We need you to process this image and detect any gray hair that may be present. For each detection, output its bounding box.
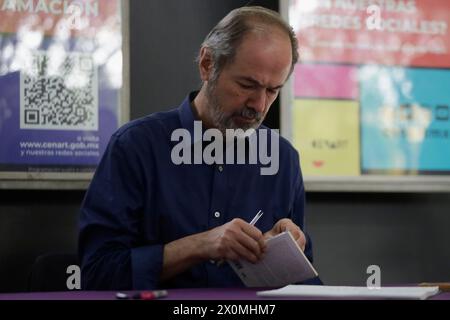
[197,6,299,83]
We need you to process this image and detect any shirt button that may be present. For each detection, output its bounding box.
[218,165,223,172]
[214,211,221,218]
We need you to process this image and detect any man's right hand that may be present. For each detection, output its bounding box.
[200,218,266,263]
[161,218,266,282]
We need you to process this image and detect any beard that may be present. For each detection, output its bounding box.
[205,81,264,133]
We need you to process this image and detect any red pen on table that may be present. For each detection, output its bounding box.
[116,290,168,300]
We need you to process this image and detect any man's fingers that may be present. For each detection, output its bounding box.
[224,248,240,262]
[227,239,259,263]
[288,227,306,251]
[218,219,265,261]
[297,232,306,251]
[241,222,264,241]
[236,219,267,252]
[281,221,306,252]
[234,228,265,259]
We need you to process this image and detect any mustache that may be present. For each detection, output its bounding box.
[239,107,262,121]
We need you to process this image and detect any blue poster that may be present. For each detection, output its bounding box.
[361,67,450,172]
[0,0,123,173]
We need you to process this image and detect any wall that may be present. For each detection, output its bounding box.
[0,0,449,292]
[0,190,82,292]
[307,192,450,286]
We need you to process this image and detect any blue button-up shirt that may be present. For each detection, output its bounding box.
[79,92,318,290]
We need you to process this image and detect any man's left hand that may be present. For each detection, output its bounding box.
[263,218,306,251]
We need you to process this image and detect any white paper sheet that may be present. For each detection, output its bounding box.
[257,285,440,300]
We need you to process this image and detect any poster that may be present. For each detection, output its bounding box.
[360,66,450,173]
[286,0,450,187]
[0,0,125,183]
[292,64,360,176]
[292,98,360,176]
[290,0,450,68]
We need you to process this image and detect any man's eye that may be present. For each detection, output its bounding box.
[238,83,254,89]
[267,88,279,95]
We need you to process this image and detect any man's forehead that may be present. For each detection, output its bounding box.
[229,29,292,82]
[235,25,292,60]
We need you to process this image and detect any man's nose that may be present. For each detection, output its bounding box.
[247,88,267,114]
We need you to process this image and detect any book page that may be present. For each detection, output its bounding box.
[228,231,318,287]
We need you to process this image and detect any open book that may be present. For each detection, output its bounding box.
[228,231,318,287]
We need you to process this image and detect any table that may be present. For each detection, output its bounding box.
[0,287,449,300]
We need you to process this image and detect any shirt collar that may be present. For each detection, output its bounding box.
[178,91,201,144]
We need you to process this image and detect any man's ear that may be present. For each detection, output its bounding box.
[198,47,213,82]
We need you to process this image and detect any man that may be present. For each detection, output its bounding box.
[79,6,320,290]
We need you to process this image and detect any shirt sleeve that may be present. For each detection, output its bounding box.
[287,150,311,260]
[290,150,323,285]
[78,132,163,290]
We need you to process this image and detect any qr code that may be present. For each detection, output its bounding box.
[20,51,98,131]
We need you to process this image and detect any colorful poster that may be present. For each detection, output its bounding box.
[360,66,450,172]
[292,99,360,176]
[293,64,358,99]
[0,0,123,174]
[290,0,450,68]
[288,0,450,183]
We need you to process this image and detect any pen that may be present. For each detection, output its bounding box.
[116,290,168,300]
[419,282,450,292]
[216,210,264,267]
[249,209,264,226]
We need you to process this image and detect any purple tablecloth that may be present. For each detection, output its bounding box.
[0,287,449,300]
[0,288,258,300]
